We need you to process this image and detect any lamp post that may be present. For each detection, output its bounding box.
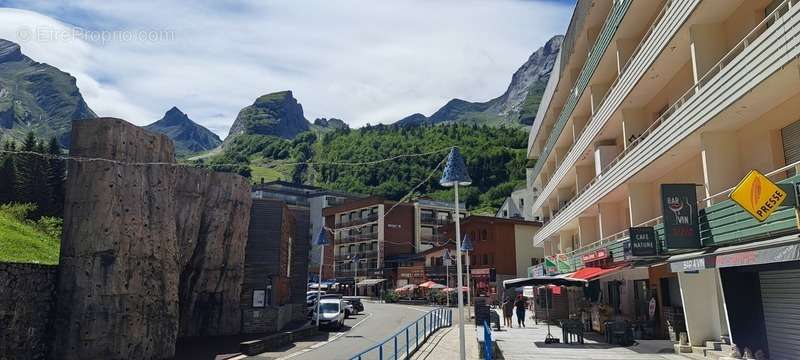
[443,248,452,307]
[461,234,474,319]
[352,255,360,296]
[440,147,471,360]
[314,228,331,328]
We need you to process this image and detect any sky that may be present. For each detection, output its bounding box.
[0,0,572,138]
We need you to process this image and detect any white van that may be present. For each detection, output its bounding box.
[313,298,345,330]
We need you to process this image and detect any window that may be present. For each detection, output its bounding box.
[531,258,541,266]
[339,246,345,254]
[470,255,476,265]
[519,198,524,209]
[503,210,508,217]
[348,244,355,253]
[489,253,494,265]
[482,254,489,265]
[339,214,348,223]
[481,230,488,241]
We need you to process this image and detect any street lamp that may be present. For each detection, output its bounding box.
[314,228,331,327]
[351,255,360,296]
[440,147,471,360]
[461,233,474,319]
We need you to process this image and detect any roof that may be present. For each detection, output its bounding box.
[419,243,455,256]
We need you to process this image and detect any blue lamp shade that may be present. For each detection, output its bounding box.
[351,255,360,263]
[440,147,472,187]
[461,234,474,252]
[315,228,331,246]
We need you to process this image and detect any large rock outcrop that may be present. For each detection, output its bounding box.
[225,91,310,142]
[144,107,222,155]
[53,118,251,359]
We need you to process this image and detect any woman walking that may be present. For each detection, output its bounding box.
[514,295,527,328]
[502,296,514,328]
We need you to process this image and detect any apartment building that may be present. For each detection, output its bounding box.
[321,197,465,294]
[251,180,365,280]
[526,0,800,358]
[414,199,467,252]
[496,187,535,220]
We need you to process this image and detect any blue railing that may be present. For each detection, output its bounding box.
[350,307,452,360]
[483,320,493,360]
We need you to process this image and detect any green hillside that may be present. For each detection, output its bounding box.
[193,123,530,212]
[0,203,61,265]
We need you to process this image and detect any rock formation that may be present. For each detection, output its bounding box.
[53,118,251,359]
[144,107,222,155]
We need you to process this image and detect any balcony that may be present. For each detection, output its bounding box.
[335,267,382,278]
[528,0,633,192]
[533,0,696,215]
[535,0,800,244]
[420,215,452,226]
[335,250,379,262]
[336,231,378,245]
[334,214,379,229]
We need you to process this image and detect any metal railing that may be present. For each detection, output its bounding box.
[337,232,379,244]
[483,320,494,360]
[540,0,798,230]
[335,214,380,229]
[350,307,452,360]
[335,251,379,261]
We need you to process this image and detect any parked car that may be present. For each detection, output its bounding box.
[313,298,345,330]
[342,300,354,319]
[343,297,364,314]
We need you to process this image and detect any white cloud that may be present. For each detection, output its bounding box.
[0,1,571,137]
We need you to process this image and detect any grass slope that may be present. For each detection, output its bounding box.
[0,205,60,264]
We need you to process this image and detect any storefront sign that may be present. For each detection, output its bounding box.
[529,265,544,277]
[716,243,800,268]
[669,256,715,272]
[661,184,701,249]
[556,254,573,273]
[544,256,558,275]
[581,248,609,263]
[630,227,659,256]
[471,268,490,278]
[729,170,787,222]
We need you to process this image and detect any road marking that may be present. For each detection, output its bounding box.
[275,312,373,360]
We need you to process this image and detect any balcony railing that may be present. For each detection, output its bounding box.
[541,0,798,230]
[336,232,378,244]
[533,0,675,214]
[419,234,448,244]
[335,251,379,261]
[334,214,379,229]
[528,0,632,190]
[420,215,452,226]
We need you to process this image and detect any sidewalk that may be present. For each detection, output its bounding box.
[491,310,687,360]
[411,312,479,360]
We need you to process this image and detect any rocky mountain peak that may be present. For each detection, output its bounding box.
[0,39,24,63]
[313,117,349,130]
[144,107,222,154]
[226,90,310,141]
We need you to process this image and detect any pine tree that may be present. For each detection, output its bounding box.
[15,132,51,218]
[46,137,65,216]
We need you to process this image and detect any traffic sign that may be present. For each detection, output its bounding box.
[729,170,787,222]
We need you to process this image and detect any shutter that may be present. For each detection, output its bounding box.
[760,269,800,360]
[780,120,800,176]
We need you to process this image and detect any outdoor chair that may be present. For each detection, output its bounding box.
[559,319,584,344]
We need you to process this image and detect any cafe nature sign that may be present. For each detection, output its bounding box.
[661,184,701,249]
[729,170,787,222]
[629,227,658,257]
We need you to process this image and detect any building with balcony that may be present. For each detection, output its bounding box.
[441,216,543,300]
[525,0,800,357]
[252,180,366,281]
[415,199,467,252]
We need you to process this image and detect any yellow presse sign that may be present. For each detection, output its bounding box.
[729,170,787,222]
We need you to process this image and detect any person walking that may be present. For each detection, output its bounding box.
[502,296,514,328]
[515,295,527,328]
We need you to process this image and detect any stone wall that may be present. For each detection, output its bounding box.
[0,263,58,360]
[53,118,251,359]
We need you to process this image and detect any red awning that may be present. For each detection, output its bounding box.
[570,265,626,281]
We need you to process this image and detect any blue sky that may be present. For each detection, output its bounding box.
[0,1,572,137]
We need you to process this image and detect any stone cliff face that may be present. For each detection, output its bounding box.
[225,90,310,142]
[54,118,251,359]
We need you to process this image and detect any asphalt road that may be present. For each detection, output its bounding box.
[279,302,436,360]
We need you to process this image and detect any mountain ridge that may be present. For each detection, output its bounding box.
[395,35,562,127]
[0,38,97,147]
[144,107,222,154]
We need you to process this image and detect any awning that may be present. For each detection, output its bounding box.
[667,234,800,272]
[356,278,386,286]
[570,265,627,281]
[503,276,587,289]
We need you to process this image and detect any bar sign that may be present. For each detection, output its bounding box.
[629,227,658,257]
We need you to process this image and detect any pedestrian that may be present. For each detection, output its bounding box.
[502,296,514,328]
[515,295,527,328]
